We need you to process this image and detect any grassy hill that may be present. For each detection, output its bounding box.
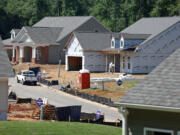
[0,121,122,135]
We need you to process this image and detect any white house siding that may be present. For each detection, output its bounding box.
[65,36,83,70]
[132,22,180,73]
[0,78,8,121]
[84,52,106,72]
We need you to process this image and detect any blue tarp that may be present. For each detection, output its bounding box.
[124,40,144,48]
[114,39,144,49]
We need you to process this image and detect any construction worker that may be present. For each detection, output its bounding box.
[109,62,115,74]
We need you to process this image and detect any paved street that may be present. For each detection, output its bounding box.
[9,78,122,122]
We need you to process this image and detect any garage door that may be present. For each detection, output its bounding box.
[68,56,82,71]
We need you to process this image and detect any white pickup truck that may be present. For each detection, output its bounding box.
[17,70,37,85]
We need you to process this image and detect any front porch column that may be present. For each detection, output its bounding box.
[31,46,36,63]
[12,46,16,63]
[19,46,24,63]
[119,107,129,135]
[65,55,69,71]
[106,54,108,72]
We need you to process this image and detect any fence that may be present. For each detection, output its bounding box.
[38,78,114,107]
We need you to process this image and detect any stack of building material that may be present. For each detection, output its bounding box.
[31,108,40,120]
[43,105,56,120]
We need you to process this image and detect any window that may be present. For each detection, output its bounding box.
[36,48,41,60]
[128,57,131,69]
[122,56,125,69]
[120,37,124,48]
[144,128,173,135]
[111,40,115,48]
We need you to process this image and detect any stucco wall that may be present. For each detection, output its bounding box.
[127,108,180,135]
[132,22,180,73]
[0,78,8,113]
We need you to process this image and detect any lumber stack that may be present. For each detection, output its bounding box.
[43,105,56,120]
[31,108,40,119]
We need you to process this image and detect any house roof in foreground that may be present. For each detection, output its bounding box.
[33,16,99,42]
[117,47,180,110]
[121,16,180,45]
[0,38,14,77]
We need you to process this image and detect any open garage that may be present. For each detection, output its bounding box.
[68,56,82,71]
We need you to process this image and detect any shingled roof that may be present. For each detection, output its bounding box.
[0,38,14,77]
[121,16,180,45]
[65,32,145,51]
[14,26,63,45]
[72,32,112,51]
[33,16,99,42]
[117,47,180,111]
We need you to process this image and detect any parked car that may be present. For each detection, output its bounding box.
[17,70,37,85]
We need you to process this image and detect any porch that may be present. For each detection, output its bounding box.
[102,51,134,73]
[12,44,49,64]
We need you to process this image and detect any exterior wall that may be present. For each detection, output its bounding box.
[65,36,83,70]
[132,22,180,73]
[48,45,61,64]
[0,78,8,121]
[120,52,133,73]
[38,46,49,64]
[24,46,32,62]
[84,52,106,72]
[127,108,180,135]
[59,35,71,64]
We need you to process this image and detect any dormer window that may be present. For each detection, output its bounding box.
[10,31,16,40]
[120,36,124,48]
[111,37,115,48]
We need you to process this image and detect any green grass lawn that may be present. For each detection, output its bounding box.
[81,81,139,92]
[0,121,122,135]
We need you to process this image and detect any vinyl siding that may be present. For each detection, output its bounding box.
[0,78,8,112]
[127,108,180,135]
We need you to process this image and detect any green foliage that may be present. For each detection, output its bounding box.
[0,121,122,135]
[0,0,179,39]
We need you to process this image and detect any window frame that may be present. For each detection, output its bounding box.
[144,127,174,135]
[111,37,115,48]
[36,48,41,60]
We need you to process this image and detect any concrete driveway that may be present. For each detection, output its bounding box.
[9,78,122,122]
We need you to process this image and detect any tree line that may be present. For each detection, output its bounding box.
[0,0,179,39]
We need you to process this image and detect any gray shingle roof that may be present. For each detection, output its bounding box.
[67,32,144,51]
[72,32,112,51]
[33,16,93,42]
[121,16,180,45]
[13,29,21,35]
[15,26,63,45]
[0,38,14,77]
[117,48,180,109]
[2,38,14,46]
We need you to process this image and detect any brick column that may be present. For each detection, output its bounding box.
[31,46,36,63]
[19,46,24,63]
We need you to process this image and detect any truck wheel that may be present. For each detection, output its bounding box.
[22,80,25,85]
[34,82,37,86]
